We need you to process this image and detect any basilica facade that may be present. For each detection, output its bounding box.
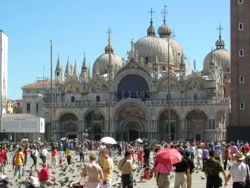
[21,15,230,142]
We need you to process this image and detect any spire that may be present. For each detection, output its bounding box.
[55,55,62,79]
[105,27,114,53]
[81,52,87,72]
[158,5,171,37]
[65,57,70,76]
[162,5,167,24]
[147,8,156,36]
[73,60,78,77]
[215,24,225,49]
[193,60,196,72]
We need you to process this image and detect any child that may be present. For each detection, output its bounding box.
[141,167,153,180]
[25,170,40,188]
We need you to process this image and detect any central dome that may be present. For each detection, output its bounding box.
[134,36,174,65]
[93,43,123,77]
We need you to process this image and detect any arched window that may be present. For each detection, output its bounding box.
[239,49,244,57]
[238,23,244,30]
[239,75,245,83]
[240,101,245,110]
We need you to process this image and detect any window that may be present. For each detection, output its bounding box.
[239,75,245,83]
[239,49,244,57]
[240,101,245,110]
[238,23,244,30]
[71,96,75,103]
[36,103,39,113]
[238,0,243,4]
[96,95,100,102]
[27,103,30,113]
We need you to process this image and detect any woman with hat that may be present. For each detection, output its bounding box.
[225,151,250,188]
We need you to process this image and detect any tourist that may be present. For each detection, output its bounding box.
[173,150,191,188]
[118,150,136,188]
[30,146,39,171]
[37,163,55,187]
[81,153,104,188]
[203,150,226,188]
[65,147,73,165]
[13,147,24,179]
[225,151,249,188]
[99,148,113,188]
[50,146,57,168]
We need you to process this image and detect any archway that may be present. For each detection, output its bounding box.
[59,113,79,139]
[125,121,141,141]
[115,102,146,141]
[116,74,150,101]
[158,109,179,141]
[186,110,207,141]
[85,110,104,140]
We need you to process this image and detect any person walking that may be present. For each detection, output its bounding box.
[153,157,173,188]
[65,147,73,165]
[173,151,191,188]
[12,147,24,179]
[99,148,113,188]
[225,151,250,188]
[50,146,57,169]
[81,153,104,188]
[30,146,39,171]
[203,150,226,188]
[118,151,136,188]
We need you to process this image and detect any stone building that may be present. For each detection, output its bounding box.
[21,14,230,142]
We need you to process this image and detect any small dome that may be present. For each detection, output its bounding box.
[93,46,123,76]
[134,36,174,65]
[215,39,225,49]
[158,23,171,37]
[203,48,230,74]
[147,20,156,36]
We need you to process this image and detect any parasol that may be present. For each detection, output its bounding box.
[100,136,117,145]
[155,148,182,165]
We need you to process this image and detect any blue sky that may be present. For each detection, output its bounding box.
[0,0,230,100]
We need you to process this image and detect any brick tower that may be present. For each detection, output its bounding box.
[228,0,250,141]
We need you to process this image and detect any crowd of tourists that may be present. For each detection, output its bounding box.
[0,139,249,188]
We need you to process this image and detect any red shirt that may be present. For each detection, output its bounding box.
[51,149,57,157]
[38,166,49,181]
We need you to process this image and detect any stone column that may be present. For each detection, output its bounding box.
[180,119,185,140]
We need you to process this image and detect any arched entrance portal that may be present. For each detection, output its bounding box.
[59,113,79,139]
[85,110,104,140]
[115,102,146,141]
[186,110,207,141]
[125,121,141,141]
[158,109,179,141]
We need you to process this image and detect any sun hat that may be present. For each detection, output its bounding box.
[235,151,246,161]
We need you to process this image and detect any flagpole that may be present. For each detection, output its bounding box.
[49,39,53,140]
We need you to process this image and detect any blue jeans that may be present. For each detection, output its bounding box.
[14,165,22,179]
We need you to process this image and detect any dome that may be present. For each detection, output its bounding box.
[215,38,225,49]
[158,23,171,37]
[93,46,123,76]
[203,48,230,74]
[164,37,184,68]
[134,36,174,65]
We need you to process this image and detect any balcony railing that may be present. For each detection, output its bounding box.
[43,97,230,108]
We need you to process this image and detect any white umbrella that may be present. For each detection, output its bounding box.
[100,136,117,145]
[135,138,143,143]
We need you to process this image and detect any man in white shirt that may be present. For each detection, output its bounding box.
[225,151,249,188]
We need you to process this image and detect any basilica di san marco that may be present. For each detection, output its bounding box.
[21,14,230,142]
